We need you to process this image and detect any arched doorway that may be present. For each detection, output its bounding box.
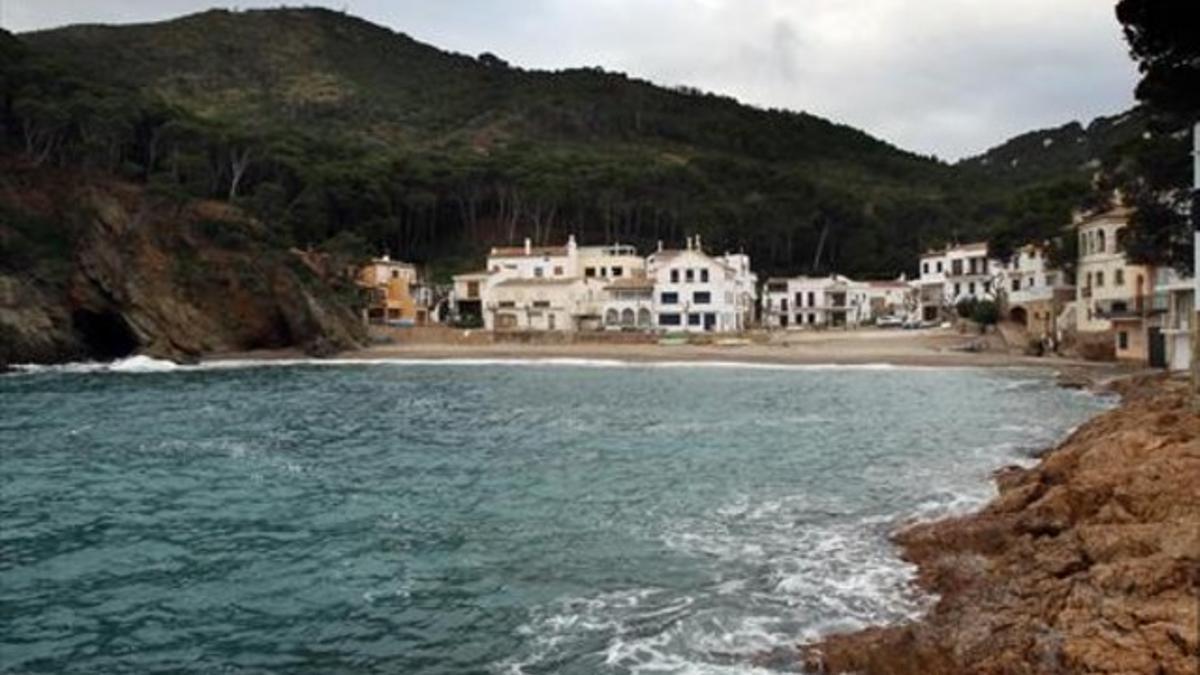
[621,308,635,326]
[605,308,618,325]
[1009,306,1028,326]
[637,308,651,326]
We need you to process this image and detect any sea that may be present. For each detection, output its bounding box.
[0,357,1113,674]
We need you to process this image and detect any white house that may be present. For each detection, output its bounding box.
[1161,275,1194,372]
[646,235,756,332]
[916,242,1002,321]
[997,244,1074,340]
[762,274,857,329]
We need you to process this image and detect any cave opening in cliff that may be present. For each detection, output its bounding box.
[72,309,139,360]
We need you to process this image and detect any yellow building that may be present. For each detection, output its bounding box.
[358,256,425,325]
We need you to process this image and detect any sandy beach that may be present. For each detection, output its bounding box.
[209,327,1133,375]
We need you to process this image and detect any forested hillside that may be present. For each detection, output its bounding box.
[2,7,1176,283]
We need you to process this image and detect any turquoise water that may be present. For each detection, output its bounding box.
[1,359,1110,674]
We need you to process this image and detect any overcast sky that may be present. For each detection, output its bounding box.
[1,0,1139,160]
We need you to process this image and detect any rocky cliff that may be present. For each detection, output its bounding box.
[802,376,1199,674]
[0,161,365,366]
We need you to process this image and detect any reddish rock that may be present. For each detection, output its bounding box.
[801,378,1200,674]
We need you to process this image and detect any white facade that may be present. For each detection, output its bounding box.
[999,246,1070,306]
[1162,278,1194,372]
[646,237,757,333]
[453,235,755,333]
[762,275,857,329]
[916,242,1002,320]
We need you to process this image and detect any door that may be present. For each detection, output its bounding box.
[548,313,556,331]
[1148,327,1166,369]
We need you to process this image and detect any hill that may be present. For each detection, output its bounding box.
[15,8,972,279]
[956,108,1151,188]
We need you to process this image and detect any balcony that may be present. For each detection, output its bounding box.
[1092,296,1162,320]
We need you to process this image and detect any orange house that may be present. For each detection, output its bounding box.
[358,256,423,325]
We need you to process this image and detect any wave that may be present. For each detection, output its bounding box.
[8,355,182,374]
[8,355,965,375]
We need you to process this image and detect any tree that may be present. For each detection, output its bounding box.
[1115,0,1200,126]
[1111,0,1198,273]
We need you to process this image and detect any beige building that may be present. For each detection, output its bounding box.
[1073,207,1156,361]
[451,237,649,332]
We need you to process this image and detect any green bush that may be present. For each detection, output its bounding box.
[971,299,999,326]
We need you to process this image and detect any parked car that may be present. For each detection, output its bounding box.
[876,315,904,328]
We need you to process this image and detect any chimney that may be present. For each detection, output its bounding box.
[686,236,693,251]
[524,237,532,255]
[568,234,577,249]
[695,234,702,252]
[657,240,664,253]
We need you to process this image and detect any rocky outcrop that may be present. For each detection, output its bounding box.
[0,164,365,365]
[802,377,1200,675]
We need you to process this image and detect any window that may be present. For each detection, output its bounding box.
[780,315,789,327]
[1097,229,1107,254]
[923,262,930,274]
[1117,331,1129,350]
[661,292,679,304]
[659,313,681,326]
[532,300,550,308]
[685,269,695,283]
[951,260,963,276]
[808,313,816,324]
[585,267,596,278]
[936,261,943,273]
[781,298,789,311]
[1115,269,1124,286]
[391,270,400,279]
[534,267,544,278]
[554,266,564,276]
[968,282,975,295]
[1011,279,1020,292]
[693,291,711,304]
[807,291,815,306]
[1026,277,1034,289]
[700,269,709,283]
[498,301,515,308]
[466,281,480,299]
[670,269,679,283]
[954,283,961,296]
[1096,271,1104,287]
[795,292,805,308]
[612,267,623,277]
[688,313,701,326]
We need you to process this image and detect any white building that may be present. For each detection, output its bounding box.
[916,242,1002,321]
[996,244,1074,339]
[450,236,648,331]
[646,235,757,332]
[1161,275,1194,372]
[762,274,857,329]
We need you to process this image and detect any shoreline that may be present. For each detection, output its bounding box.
[204,328,1138,377]
[796,374,1199,674]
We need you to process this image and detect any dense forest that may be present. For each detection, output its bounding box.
[0,7,1188,283]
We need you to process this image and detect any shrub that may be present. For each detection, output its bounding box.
[971,299,999,326]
